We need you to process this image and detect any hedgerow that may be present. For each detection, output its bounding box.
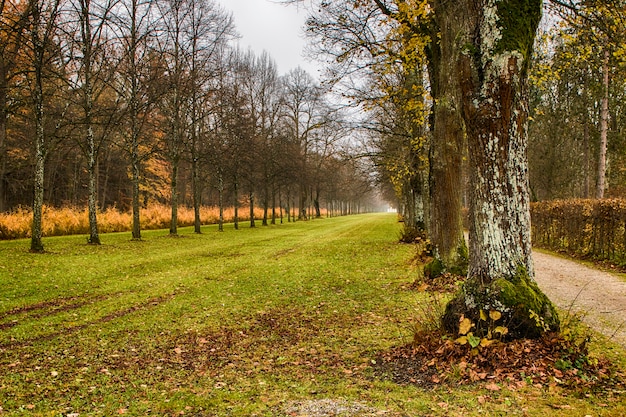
[531,199,626,265]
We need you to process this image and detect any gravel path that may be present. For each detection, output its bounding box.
[533,251,626,348]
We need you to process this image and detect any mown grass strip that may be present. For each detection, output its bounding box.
[0,214,624,416]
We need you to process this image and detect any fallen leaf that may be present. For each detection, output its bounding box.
[485,382,500,391]
[489,310,502,321]
[459,317,473,335]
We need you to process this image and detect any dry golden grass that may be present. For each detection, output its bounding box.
[0,204,272,240]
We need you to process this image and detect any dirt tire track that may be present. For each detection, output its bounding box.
[533,251,626,348]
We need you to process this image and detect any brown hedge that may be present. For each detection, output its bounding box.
[531,199,626,265]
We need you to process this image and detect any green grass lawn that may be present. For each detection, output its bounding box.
[0,214,624,416]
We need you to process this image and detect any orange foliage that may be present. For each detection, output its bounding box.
[0,204,268,240]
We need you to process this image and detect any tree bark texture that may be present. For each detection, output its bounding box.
[31,83,45,253]
[441,0,559,338]
[249,192,255,228]
[81,0,100,245]
[169,159,179,235]
[428,0,468,273]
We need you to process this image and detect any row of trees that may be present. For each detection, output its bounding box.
[297,0,625,339]
[0,0,379,251]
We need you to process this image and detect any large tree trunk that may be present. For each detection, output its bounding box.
[441,0,559,339]
[427,4,467,274]
[596,48,609,199]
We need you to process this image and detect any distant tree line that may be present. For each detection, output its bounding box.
[0,0,380,251]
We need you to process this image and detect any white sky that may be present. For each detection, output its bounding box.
[216,0,321,77]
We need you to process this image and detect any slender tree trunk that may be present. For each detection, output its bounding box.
[271,186,276,225]
[128,0,142,241]
[78,0,101,245]
[193,154,202,233]
[596,48,609,199]
[218,171,224,232]
[170,159,179,235]
[130,126,141,240]
[31,71,45,253]
[262,186,268,226]
[441,0,558,339]
[86,125,100,244]
[286,190,291,222]
[249,191,255,228]
[314,186,321,218]
[299,184,307,220]
[279,187,283,224]
[233,176,239,230]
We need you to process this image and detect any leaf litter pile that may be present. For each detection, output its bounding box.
[373,328,625,395]
[380,269,625,397]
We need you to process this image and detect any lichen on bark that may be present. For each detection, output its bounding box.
[439,0,558,340]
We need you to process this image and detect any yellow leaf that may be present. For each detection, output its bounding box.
[494,326,509,336]
[459,317,473,335]
[489,310,502,321]
[480,310,488,321]
[455,336,468,345]
[480,338,495,347]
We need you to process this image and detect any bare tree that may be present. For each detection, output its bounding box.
[63,0,120,244]
[111,0,158,240]
[183,0,234,233]
[281,67,326,220]
[25,0,63,252]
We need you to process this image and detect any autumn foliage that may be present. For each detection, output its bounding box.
[0,205,268,240]
[531,199,626,265]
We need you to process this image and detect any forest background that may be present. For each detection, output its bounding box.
[0,0,625,248]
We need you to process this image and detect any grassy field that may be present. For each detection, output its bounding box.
[0,214,624,416]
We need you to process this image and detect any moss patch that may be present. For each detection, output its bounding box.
[495,0,542,62]
[443,266,560,339]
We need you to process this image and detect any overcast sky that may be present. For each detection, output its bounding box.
[215,0,321,77]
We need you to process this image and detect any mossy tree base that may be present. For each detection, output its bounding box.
[442,268,560,340]
[424,239,468,279]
